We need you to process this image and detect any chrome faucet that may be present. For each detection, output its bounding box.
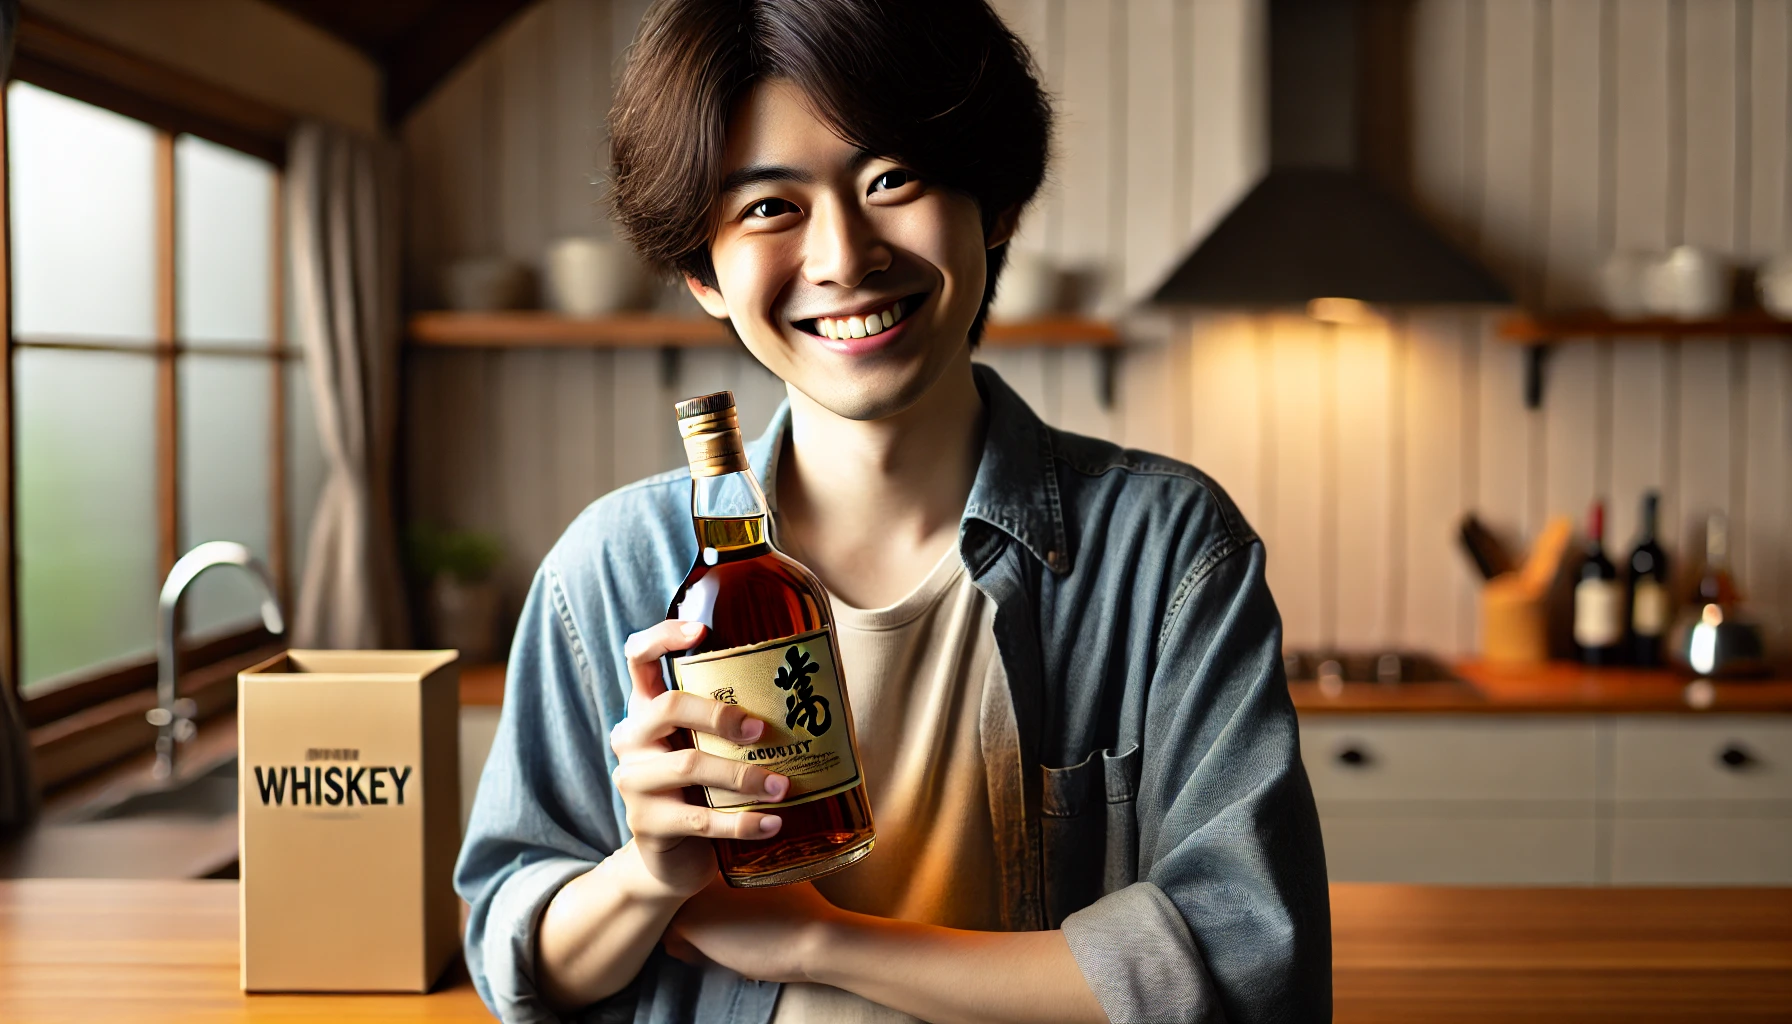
[150,542,286,780]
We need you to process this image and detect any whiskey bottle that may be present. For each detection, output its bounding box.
[663,392,875,887]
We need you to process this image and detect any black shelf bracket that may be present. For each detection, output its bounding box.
[1523,343,1551,409]
[1098,348,1121,409]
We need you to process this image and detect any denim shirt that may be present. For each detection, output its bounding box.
[455,365,1331,1024]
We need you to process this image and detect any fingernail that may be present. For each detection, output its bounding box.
[740,718,765,741]
[681,622,705,637]
[759,815,782,834]
[763,774,788,799]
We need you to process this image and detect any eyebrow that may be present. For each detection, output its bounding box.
[719,147,882,198]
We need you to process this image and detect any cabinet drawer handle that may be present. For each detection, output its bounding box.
[1718,745,1753,770]
[1336,746,1370,767]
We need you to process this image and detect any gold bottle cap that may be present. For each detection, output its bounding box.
[675,391,749,477]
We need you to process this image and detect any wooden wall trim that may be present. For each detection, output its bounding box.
[10,11,292,165]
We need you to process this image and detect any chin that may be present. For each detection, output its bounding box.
[792,351,962,423]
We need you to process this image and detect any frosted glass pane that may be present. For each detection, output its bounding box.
[287,362,327,586]
[176,135,273,345]
[179,357,272,639]
[7,82,157,342]
[16,349,158,693]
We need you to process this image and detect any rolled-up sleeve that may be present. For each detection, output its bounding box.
[455,561,631,1023]
[1062,540,1331,1023]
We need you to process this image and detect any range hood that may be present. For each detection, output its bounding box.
[1150,0,1509,309]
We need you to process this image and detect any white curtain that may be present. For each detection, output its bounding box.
[287,123,410,649]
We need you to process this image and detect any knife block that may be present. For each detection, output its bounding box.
[237,650,461,992]
[1479,516,1573,665]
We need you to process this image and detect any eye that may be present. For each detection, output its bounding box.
[746,197,797,220]
[869,169,918,195]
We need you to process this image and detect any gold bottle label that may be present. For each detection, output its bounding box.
[670,627,861,811]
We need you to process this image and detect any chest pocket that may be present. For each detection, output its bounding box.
[1039,744,1142,927]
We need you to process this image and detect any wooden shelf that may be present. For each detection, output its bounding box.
[1498,309,1792,344]
[407,310,1123,349]
[1496,309,1792,407]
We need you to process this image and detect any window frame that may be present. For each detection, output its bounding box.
[3,12,303,789]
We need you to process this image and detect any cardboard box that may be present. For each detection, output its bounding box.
[237,650,461,992]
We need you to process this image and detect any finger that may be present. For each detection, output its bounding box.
[628,799,783,842]
[614,748,790,801]
[622,620,708,700]
[629,689,768,747]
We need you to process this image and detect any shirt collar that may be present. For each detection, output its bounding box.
[744,362,1069,577]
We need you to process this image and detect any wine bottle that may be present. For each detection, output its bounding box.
[1694,511,1740,609]
[1574,499,1623,665]
[663,392,875,887]
[1624,491,1670,667]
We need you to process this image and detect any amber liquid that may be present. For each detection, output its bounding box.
[666,515,875,886]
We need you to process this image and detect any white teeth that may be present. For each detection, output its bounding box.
[812,299,908,340]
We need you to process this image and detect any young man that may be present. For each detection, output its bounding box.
[455,1,1330,1021]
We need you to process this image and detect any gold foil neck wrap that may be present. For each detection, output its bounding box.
[676,391,749,477]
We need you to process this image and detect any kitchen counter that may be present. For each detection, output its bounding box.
[2,879,1789,1022]
[1294,660,1792,714]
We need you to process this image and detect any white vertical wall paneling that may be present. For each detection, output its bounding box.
[1185,315,1264,523]
[1405,0,1476,655]
[1607,0,1672,553]
[543,0,611,529]
[1745,0,1791,619]
[982,0,1056,427]
[1117,1,1177,452]
[1332,320,1395,648]
[1051,0,1122,442]
[607,0,681,489]
[1477,0,1542,550]
[1265,316,1326,650]
[1676,0,1739,566]
[1542,0,1605,532]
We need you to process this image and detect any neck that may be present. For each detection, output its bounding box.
[775,353,985,607]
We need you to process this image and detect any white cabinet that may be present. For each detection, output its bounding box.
[1301,714,1792,885]
[1609,716,1792,884]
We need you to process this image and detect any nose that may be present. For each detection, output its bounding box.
[802,195,889,289]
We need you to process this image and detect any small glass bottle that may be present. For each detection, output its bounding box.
[662,392,875,887]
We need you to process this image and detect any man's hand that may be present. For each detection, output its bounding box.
[610,619,792,899]
[663,879,841,984]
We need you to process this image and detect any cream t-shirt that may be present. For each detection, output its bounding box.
[770,545,1009,1024]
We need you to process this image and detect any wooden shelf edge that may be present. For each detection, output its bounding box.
[1498,309,1792,344]
[406,311,1123,349]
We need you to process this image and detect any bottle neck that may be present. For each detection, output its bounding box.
[691,463,772,553]
[1639,493,1658,539]
[1587,502,1606,548]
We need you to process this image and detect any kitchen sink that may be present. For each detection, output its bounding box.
[65,756,238,823]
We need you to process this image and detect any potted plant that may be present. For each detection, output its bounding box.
[406,525,504,663]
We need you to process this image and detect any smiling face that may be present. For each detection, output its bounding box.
[686,79,1014,422]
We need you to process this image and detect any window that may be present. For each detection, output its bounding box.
[5,81,325,720]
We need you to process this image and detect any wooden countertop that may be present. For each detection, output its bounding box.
[1294,659,1792,714]
[3,879,1789,1022]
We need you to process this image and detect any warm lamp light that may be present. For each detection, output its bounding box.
[1306,297,1379,325]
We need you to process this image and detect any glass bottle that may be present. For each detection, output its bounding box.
[662,392,875,887]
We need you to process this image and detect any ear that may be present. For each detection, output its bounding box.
[986,204,1023,250]
[684,275,730,319]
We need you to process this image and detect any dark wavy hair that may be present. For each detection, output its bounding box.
[607,0,1054,347]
